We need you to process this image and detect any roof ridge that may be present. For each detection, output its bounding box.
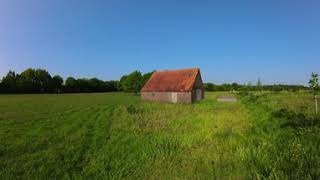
[156,67,199,73]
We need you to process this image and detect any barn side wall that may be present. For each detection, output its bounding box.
[141,92,192,104]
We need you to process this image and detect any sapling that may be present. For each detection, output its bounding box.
[309,73,319,116]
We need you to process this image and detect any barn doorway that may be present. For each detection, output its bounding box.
[196,89,202,101]
[171,92,178,103]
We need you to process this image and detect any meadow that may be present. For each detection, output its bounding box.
[0,92,319,179]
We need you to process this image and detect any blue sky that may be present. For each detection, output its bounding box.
[0,0,319,85]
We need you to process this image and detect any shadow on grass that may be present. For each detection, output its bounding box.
[273,108,320,128]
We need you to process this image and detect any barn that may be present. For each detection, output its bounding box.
[141,68,204,104]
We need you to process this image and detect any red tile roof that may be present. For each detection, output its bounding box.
[141,68,200,92]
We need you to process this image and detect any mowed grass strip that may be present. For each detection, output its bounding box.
[0,92,250,179]
[0,93,139,178]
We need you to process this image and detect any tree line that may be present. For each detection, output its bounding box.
[0,68,311,94]
[0,68,119,93]
[0,68,154,94]
[204,82,309,92]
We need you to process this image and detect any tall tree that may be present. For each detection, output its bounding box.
[232,82,240,91]
[88,78,98,92]
[309,73,319,115]
[34,69,52,93]
[77,78,89,92]
[50,75,63,93]
[141,71,154,87]
[20,68,36,81]
[65,77,78,92]
[1,71,18,93]
[106,80,119,92]
[119,75,128,91]
[20,68,37,92]
[121,71,142,94]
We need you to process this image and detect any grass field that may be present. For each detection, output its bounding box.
[0,92,319,179]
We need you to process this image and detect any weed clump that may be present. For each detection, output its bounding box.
[126,104,146,128]
[273,108,301,119]
[238,91,259,103]
[273,108,320,128]
[126,104,144,115]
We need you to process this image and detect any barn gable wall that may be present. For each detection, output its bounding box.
[191,73,205,103]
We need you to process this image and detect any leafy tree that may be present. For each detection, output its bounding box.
[112,80,120,91]
[65,77,77,87]
[128,71,143,94]
[204,83,216,91]
[121,71,142,94]
[88,78,100,92]
[309,73,319,115]
[65,77,78,92]
[1,71,18,93]
[34,69,52,92]
[20,68,37,92]
[20,68,36,82]
[119,75,128,91]
[141,71,154,87]
[77,78,90,92]
[50,75,63,93]
[119,71,153,93]
[106,80,119,92]
[232,82,240,91]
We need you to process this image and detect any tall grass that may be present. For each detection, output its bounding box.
[239,91,320,179]
[0,92,319,179]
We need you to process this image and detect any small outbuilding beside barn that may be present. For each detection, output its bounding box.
[141,68,204,104]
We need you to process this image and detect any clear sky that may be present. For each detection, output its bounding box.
[0,0,319,85]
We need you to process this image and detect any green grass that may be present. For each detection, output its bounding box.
[0,92,319,179]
